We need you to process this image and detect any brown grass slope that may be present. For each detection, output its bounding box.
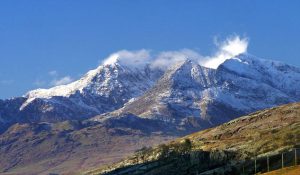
[87,102,300,175]
[0,120,174,175]
[262,165,300,175]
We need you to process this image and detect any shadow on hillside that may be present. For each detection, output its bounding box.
[102,149,240,175]
[101,145,300,175]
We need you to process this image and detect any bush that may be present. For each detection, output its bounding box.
[170,138,192,155]
[158,144,170,158]
[135,146,152,155]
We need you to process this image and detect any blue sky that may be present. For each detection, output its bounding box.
[1,0,300,99]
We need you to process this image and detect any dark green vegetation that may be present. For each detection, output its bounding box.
[86,102,300,175]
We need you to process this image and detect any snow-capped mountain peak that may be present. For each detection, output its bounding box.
[94,53,300,130]
[220,53,300,97]
[21,64,107,109]
[19,61,163,118]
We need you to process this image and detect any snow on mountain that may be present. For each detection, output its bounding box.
[94,60,218,129]
[94,53,300,131]
[2,50,300,174]
[0,60,163,129]
[21,49,155,108]
[200,53,300,121]
[20,67,102,110]
[1,52,300,133]
[220,53,300,97]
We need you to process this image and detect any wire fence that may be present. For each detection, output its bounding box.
[240,148,300,174]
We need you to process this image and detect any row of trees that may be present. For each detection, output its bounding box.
[134,138,193,162]
[157,138,192,159]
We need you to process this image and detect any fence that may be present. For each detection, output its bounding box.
[240,148,300,174]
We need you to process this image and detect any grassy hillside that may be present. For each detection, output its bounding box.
[0,120,174,174]
[262,165,300,175]
[86,102,300,175]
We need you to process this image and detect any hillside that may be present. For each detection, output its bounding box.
[87,102,300,175]
[0,119,176,174]
[262,166,300,175]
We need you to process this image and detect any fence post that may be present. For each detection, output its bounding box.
[281,152,284,169]
[267,155,269,172]
[254,158,257,174]
[296,148,298,166]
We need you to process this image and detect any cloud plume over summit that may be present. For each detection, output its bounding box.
[101,35,249,70]
[202,35,249,69]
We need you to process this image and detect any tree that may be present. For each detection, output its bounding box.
[158,144,169,158]
[135,146,152,162]
[182,138,192,154]
[171,138,192,155]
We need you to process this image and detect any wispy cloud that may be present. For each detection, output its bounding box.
[101,35,249,70]
[50,76,73,86]
[202,35,249,69]
[34,70,74,88]
[34,79,47,87]
[0,80,14,85]
[151,49,203,69]
[48,70,58,76]
[102,49,151,68]
[33,35,248,89]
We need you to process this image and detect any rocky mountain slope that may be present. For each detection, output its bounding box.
[87,102,300,175]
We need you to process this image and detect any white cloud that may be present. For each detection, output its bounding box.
[202,35,249,69]
[31,35,248,89]
[34,69,75,88]
[50,76,73,86]
[0,80,14,85]
[151,49,203,69]
[34,75,74,87]
[100,35,248,70]
[48,70,58,76]
[34,79,47,86]
[102,49,151,68]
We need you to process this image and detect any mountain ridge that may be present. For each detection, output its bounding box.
[92,53,300,131]
[1,53,300,134]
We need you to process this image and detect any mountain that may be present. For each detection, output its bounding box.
[93,54,300,132]
[87,102,300,175]
[0,53,300,174]
[0,61,163,132]
[2,53,299,132]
